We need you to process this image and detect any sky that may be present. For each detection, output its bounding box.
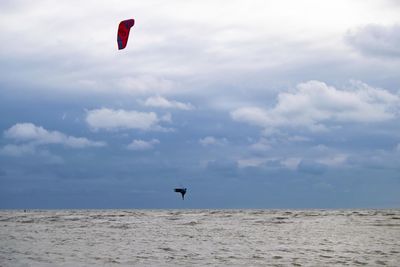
[1,0,400,209]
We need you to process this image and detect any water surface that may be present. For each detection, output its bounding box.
[1,209,399,266]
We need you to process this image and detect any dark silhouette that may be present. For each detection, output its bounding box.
[174,188,187,200]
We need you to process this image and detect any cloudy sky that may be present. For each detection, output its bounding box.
[1,0,400,208]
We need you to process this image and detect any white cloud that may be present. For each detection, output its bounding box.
[312,144,330,152]
[0,144,35,157]
[160,112,172,123]
[66,136,106,148]
[86,108,169,131]
[231,107,272,128]
[239,157,293,170]
[0,143,64,163]
[281,157,302,170]
[3,0,399,97]
[142,96,194,110]
[237,157,269,168]
[316,154,348,167]
[117,76,176,95]
[231,80,400,133]
[249,135,309,148]
[4,123,106,148]
[249,138,271,151]
[287,135,310,142]
[199,136,227,146]
[237,152,347,170]
[127,139,160,151]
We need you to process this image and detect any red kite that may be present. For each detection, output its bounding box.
[117,19,135,50]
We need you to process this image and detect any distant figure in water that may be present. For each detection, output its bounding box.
[174,188,187,200]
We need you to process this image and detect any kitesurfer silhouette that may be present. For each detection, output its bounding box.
[174,188,187,200]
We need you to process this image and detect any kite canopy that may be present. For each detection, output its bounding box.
[117,19,135,50]
[174,188,187,200]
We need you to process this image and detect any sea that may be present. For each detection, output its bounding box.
[1,209,399,266]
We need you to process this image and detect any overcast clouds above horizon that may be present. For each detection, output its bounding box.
[1,0,399,208]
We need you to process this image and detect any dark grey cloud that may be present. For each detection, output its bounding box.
[346,24,400,58]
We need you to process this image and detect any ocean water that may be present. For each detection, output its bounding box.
[1,209,399,266]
